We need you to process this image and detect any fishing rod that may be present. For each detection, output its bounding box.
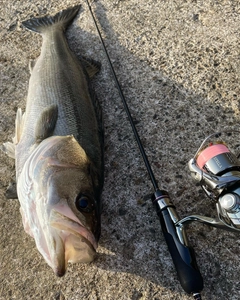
[86,1,240,299]
[85,1,203,299]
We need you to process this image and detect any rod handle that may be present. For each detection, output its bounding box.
[153,190,203,295]
[161,209,203,294]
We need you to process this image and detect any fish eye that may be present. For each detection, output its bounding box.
[75,194,93,213]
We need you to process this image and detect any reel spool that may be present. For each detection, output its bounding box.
[184,132,240,231]
[196,142,239,176]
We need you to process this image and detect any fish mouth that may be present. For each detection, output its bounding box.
[53,233,96,277]
[49,207,97,276]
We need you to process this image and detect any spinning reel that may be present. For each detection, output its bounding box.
[178,131,240,232]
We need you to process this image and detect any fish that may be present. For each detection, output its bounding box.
[2,5,104,276]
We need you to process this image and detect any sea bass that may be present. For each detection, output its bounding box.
[3,5,104,276]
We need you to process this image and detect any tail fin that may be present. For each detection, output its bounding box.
[22,5,81,34]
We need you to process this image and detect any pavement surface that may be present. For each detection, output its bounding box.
[0,1,240,299]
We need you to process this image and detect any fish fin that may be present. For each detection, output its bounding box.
[81,57,101,78]
[35,105,58,143]
[1,142,15,159]
[1,107,26,159]
[29,59,37,73]
[14,108,25,144]
[22,5,81,34]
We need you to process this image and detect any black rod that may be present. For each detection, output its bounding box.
[85,0,159,191]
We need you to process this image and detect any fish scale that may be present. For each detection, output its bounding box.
[18,23,102,178]
[2,5,104,276]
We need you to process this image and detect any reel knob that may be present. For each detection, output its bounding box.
[219,193,240,213]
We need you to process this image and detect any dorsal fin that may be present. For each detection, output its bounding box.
[1,108,25,159]
[14,108,25,144]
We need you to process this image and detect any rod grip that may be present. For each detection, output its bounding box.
[161,209,203,294]
[153,190,203,295]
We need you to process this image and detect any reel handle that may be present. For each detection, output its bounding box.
[152,190,203,296]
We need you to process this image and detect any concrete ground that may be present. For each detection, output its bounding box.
[0,1,240,299]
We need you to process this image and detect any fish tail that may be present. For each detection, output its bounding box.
[22,5,81,34]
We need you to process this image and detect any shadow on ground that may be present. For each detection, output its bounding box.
[0,1,239,300]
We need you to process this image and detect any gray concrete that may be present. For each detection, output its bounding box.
[0,1,239,299]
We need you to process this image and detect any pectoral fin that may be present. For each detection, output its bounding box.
[35,105,58,143]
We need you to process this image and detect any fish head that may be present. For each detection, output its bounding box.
[17,135,102,276]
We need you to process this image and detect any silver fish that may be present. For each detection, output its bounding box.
[3,5,104,276]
